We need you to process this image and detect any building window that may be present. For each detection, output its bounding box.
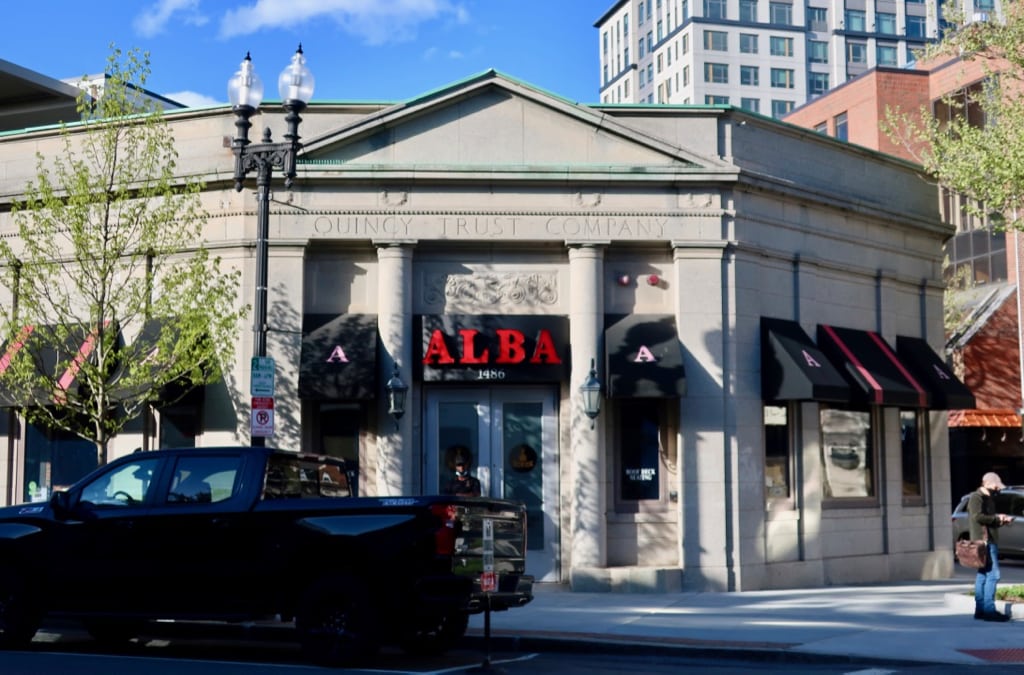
[24,422,98,501]
[658,19,664,41]
[809,71,829,95]
[657,53,663,73]
[820,406,875,500]
[314,402,362,497]
[834,111,848,140]
[704,0,727,19]
[648,63,654,81]
[906,15,926,37]
[682,0,690,18]
[847,41,868,63]
[845,9,866,31]
[640,68,647,87]
[809,40,828,63]
[617,400,665,502]
[877,12,897,34]
[877,44,898,66]
[770,35,794,56]
[705,62,729,83]
[771,99,794,117]
[706,94,730,104]
[741,97,760,112]
[740,0,758,22]
[639,1,645,23]
[900,409,925,501]
[807,6,827,30]
[683,64,690,86]
[639,36,646,58]
[770,67,794,88]
[647,31,654,52]
[681,33,690,54]
[765,405,791,502]
[741,65,760,85]
[603,31,609,55]
[740,33,759,53]
[704,29,728,50]
[624,12,630,38]
[624,46,630,66]
[814,121,828,133]
[769,1,792,24]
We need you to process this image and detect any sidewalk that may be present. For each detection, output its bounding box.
[467,580,1024,666]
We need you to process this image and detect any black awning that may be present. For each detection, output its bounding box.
[895,336,976,410]
[299,314,378,400]
[108,317,209,405]
[605,314,685,398]
[816,324,929,408]
[0,323,114,407]
[760,317,851,403]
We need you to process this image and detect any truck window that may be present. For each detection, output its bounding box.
[166,455,242,504]
[263,454,352,499]
[79,458,160,507]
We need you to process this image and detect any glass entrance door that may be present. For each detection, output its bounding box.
[425,387,559,581]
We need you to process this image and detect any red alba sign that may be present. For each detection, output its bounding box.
[422,328,562,365]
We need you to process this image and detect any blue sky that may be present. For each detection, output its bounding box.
[4,1,609,107]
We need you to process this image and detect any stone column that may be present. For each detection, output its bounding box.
[375,241,415,496]
[568,242,607,571]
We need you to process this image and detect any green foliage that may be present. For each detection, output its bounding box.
[883,10,1024,224]
[0,45,245,464]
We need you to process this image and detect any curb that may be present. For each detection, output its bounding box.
[945,590,1024,619]
[462,630,932,668]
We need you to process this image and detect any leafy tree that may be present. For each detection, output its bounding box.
[0,46,245,465]
[884,7,1024,225]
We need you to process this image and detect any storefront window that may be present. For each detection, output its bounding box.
[317,402,361,497]
[24,421,97,502]
[900,409,924,501]
[820,406,874,499]
[618,400,662,502]
[764,404,790,502]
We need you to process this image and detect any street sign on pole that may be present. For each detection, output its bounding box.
[251,396,274,438]
[251,356,275,397]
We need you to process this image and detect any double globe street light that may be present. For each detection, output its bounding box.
[228,46,314,446]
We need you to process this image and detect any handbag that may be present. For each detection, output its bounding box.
[956,527,990,569]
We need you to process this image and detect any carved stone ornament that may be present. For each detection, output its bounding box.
[424,272,559,309]
[382,189,409,206]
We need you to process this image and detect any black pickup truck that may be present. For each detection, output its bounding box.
[0,446,533,665]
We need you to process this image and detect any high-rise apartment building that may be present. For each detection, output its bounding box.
[596,0,998,117]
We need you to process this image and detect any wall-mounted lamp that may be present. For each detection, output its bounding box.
[646,274,661,286]
[616,274,632,287]
[579,358,603,429]
[385,363,408,430]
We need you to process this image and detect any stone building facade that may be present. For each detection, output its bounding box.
[0,70,968,590]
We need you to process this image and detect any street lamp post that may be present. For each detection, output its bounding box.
[228,46,314,446]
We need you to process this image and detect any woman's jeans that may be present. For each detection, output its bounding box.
[975,542,1001,614]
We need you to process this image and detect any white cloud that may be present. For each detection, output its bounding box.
[134,0,208,37]
[164,90,223,108]
[219,0,468,46]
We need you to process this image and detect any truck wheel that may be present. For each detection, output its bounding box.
[0,565,40,648]
[296,575,379,666]
[401,611,469,655]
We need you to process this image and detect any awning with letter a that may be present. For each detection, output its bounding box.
[895,335,975,410]
[760,317,851,402]
[604,314,685,398]
[299,314,378,400]
[816,324,929,408]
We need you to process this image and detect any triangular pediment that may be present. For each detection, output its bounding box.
[301,70,729,173]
